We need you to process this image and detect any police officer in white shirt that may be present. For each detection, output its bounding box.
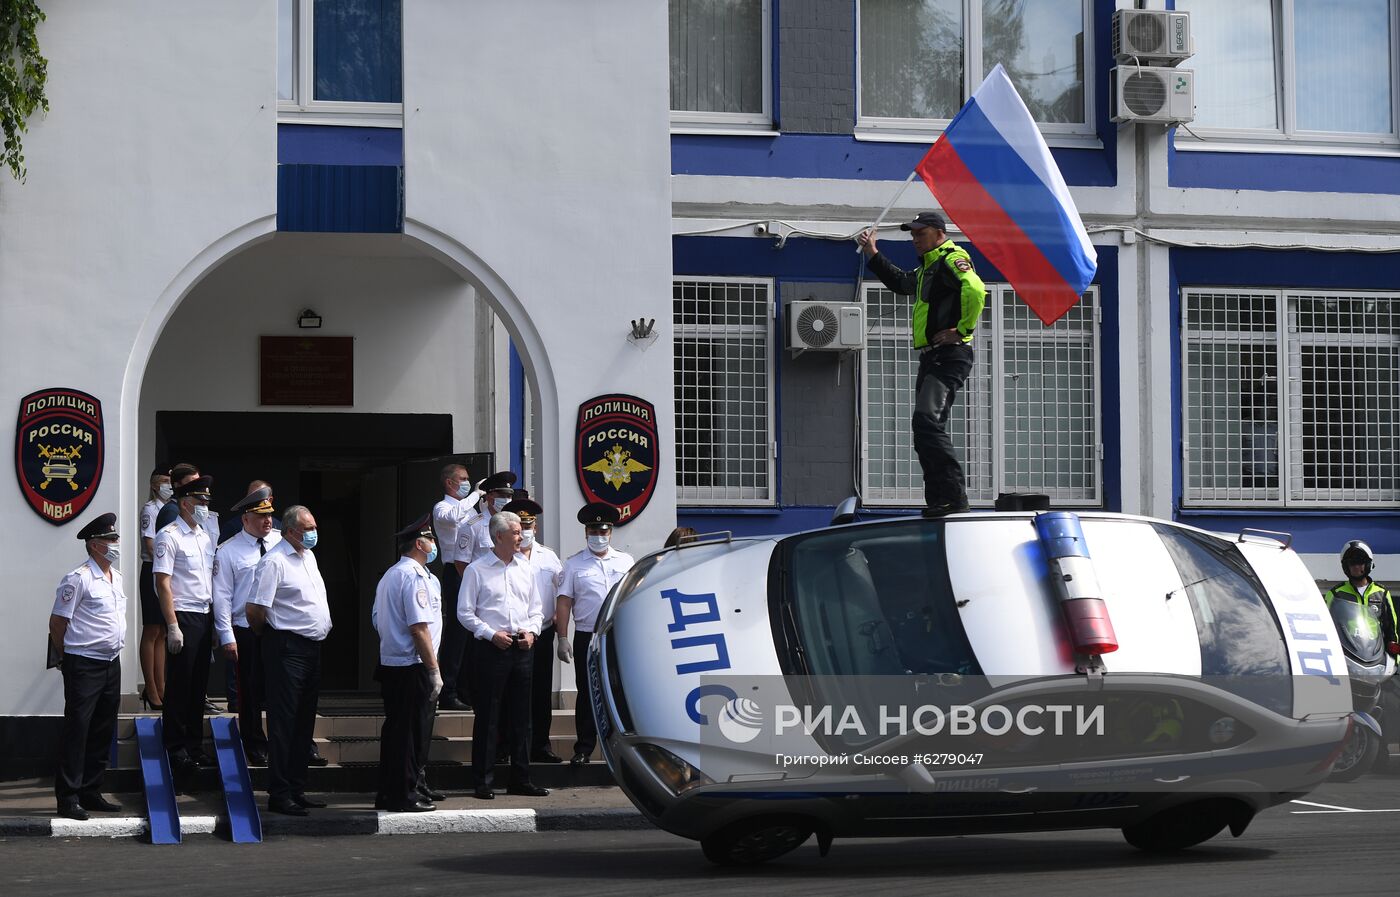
[247,504,332,816]
[372,513,443,812]
[153,475,216,772]
[462,471,518,567]
[431,463,484,711]
[556,502,634,766]
[502,492,565,763]
[49,513,127,820]
[212,487,281,765]
[458,510,549,800]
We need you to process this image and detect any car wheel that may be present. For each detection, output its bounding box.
[1329,725,1380,783]
[1122,803,1230,852]
[700,817,814,866]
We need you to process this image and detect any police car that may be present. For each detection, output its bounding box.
[587,510,1356,865]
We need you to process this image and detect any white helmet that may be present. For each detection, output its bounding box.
[1340,540,1374,578]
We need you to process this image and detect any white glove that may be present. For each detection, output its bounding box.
[427,667,444,705]
[557,637,574,664]
[166,623,184,654]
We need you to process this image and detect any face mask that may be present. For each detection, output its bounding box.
[192,505,210,524]
[157,484,173,502]
[520,531,535,549]
[491,497,510,513]
[100,542,120,565]
[456,481,472,500]
[587,534,610,553]
[424,542,439,565]
[300,530,319,550]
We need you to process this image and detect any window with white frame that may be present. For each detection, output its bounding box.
[669,0,772,129]
[279,0,404,126]
[1176,0,1398,147]
[674,278,776,504]
[1183,289,1399,507]
[862,283,1100,506]
[857,0,1093,137]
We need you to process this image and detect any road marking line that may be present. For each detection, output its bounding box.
[1290,799,1400,814]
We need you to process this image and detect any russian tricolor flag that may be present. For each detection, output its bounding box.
[916,64,1096,326]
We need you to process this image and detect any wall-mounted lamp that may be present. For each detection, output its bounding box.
[627,317,658,349]
[298,308,323,329]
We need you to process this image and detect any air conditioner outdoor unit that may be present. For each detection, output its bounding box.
[1113,9,1192,64]
[1111,66,1194,125]
[787,301,864,351]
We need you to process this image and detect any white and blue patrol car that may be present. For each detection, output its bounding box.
[587,510,1357,865]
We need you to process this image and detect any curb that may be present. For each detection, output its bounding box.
[0,806,648,840]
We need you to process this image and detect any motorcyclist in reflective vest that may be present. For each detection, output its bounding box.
[1325,540,1399,658]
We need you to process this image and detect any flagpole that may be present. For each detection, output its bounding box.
[858,168,921,251]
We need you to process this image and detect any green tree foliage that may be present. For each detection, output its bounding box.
[1,0,48,182]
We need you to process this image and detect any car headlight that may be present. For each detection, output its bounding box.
[634,743,713,796]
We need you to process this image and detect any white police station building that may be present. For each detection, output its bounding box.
[1,1,1397,754]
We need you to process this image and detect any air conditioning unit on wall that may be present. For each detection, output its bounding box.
[1112,9,1192,64]
[1111,66,1195,125]
[787,301,864,352]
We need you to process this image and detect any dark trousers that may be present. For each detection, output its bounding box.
[233,625,267,753]
[55,655,121,803]
[572,631,596,757]
[377,664,434,804]
[912,344,974,508]
[162,610,213,756]
[531,626,556,753]
[470,638,533,788]
[261,628,322,800]
[438,565,472,705]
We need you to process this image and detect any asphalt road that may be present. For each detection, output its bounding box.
[7,777,1399,897]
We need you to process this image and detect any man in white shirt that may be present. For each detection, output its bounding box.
[556,502,634,766]
[503,493,565,763]
[431,463,483,711]
[461,470,519,567]
[248,504,332,816]
[153,475,216,772]
[371,513,443,813]
[49,513,127,820]
[458,510,548,800]
[212,487,281,765]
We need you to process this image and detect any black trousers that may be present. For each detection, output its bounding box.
[55,655,121,803]
[233,625,267,753]
[470,638,533,788]
[438,565,472,705]
[162,609,213,756]
[912,344,975,508]
[572,631,596,757]
[377,664,434,804]
[531,626,556,753]
[261,628,322,800]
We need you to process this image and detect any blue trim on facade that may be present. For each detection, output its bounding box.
[276,164,404,233]
[509,342,525,482]
[1168,145,1400,195]
[1172,248,1400,290]
[277,125,404,166]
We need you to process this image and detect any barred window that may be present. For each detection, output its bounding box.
[1183,289,1400,507]
[861,283,1100,506]
[673,278,775,505]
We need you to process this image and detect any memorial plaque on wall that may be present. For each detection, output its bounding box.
[260,336,354,406]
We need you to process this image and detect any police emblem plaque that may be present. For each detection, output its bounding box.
[14,388,104,526]
[576,394,658,526]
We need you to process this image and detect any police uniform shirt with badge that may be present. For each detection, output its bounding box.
[559,503,634,634]
[373,516,444,666]
[433,490,483,569]
[212,488,283,648]
[503,496,563,625]
[52,513,128,661]
[464,471,517,565]
[152,477,215,611]
[250,531,332,641]
[140,497,162,563]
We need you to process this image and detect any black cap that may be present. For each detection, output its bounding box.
[231,487,275,515]
[480,471,517,493]
[502,498,542,523]
[577,502,619,527]
[76,512,118,541]
[512,487,530,499]
[394,512,435,543]
[173,475,213,499]
[900,211,946,231]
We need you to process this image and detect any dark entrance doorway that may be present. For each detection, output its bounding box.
[156,411,491,691]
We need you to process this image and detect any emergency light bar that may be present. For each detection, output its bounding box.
[1034,512,1119,655]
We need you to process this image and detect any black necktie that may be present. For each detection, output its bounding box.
[258,538,266,557]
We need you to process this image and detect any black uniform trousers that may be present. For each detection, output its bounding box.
[261,627,322,801]
[376,663,434,804]
[438,564,473,705]
[912,343,975,509]
[572,630,597,758]
[530,626,556,753]
[55,655,121,804]
[162,609,213,757]
[470,638,533,788]
[233,625,268,754]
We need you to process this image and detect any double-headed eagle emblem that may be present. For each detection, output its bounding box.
[583,444,653,491]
